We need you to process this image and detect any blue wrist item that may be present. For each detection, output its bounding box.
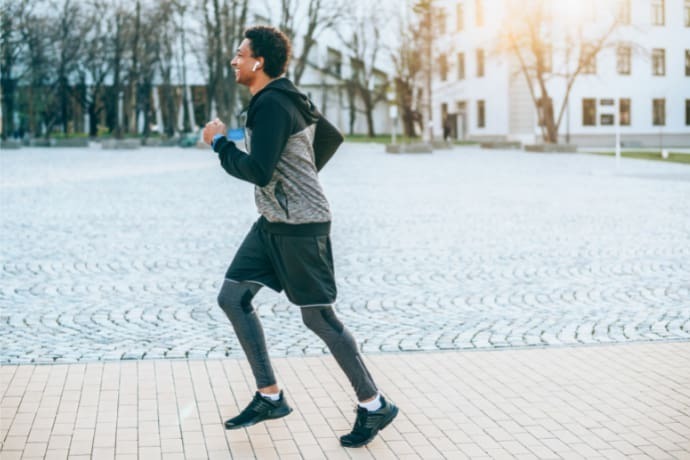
[212,133,225,149]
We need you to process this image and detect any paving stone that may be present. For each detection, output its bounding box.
[1,145,689,363]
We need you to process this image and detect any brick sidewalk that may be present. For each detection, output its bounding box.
[1,342,689,459]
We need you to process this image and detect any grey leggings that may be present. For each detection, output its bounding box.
[217,280,378,401]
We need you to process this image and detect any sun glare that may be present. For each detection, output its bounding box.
[550,0,590,26]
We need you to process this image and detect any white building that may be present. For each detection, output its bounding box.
[431,0,690,146]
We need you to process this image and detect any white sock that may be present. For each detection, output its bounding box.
[260,391,281,401]
[358,393,382,412]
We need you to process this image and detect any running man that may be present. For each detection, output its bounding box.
[202,25,398,448]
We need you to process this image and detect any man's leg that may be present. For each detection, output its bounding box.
[300,306,377,401]
[301,306,398,447]
[217,279,292,429]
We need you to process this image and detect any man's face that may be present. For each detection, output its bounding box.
[231,39,260,87]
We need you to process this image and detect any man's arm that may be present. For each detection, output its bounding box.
[313,115,344,171]
[213,99,292,187]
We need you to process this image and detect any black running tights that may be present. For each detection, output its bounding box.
[217,280,378,401]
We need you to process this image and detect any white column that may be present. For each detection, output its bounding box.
[186,85,196,130]
[117,92,124,129]
[210,99,217,121]
[152,86,164,134]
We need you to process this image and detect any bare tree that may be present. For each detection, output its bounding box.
[172,0,193,133]
[1,1,32,139]
[391,8,424,138]
[74,0,114,137]
[497,0,623,143]
[104,3,133,138]
[411,0,439,141]
[277,0,347,86]
[338,8,389,137]
[16,0,86,137]
[200,0,249,125]
[16,1,44,136]
[50,0,87,135]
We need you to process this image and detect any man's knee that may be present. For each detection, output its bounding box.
[217,281,260,317]
[301,306,344,335]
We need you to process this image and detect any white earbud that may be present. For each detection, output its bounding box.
[252,62,260,72]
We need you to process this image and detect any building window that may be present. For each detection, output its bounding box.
[600,99,615,125]
[457,2,464,31]
[581,45,597,74]
[477,100,485,127]
[440,53,448,81]
[476,0,484,26]
[651,0,665,25]
[457,52,465,79]
[600,114,614,125]
[652,48,665,76]
[686,0,690,26]
[619,0,631,24]
[476,49,484,77]
[620,98,631,125]
[327,48,342,77]
[437,8,447,35]
[617,45,631,74]
[686,99,690,125]
[653,99,665,125]
[583,98,596,126]
[686,50,690,76]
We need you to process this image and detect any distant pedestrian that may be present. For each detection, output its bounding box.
[202,25,398,448]
[443,116,452,141]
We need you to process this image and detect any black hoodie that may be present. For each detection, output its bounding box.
[213,78,343,226]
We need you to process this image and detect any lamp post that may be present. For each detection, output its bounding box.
[388,88,398,145]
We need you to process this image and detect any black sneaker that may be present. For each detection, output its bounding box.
[224,391,293,430]
[340,396,399,448]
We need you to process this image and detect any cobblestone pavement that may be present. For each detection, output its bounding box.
[1,144,689,364]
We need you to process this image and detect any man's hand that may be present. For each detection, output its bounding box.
[202,118,227,145]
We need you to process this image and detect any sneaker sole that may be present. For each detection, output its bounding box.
[341,405,399,448]
[224,407,293,430]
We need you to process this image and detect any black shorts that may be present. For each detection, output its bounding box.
[225,217,337,306]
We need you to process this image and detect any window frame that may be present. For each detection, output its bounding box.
[652,48,666,76]
[619,98,631,126]
[619,0,631,25]
[437,7,447,35]
[476,49,485,77]
[582,98,597,126]
[651,0,665,26]
[477,99,485,128]
[456,2,464,31]
[617,45,631,75]
[439,53,448,81]
[476,0,484,27]
[457,52,465,80]
[652,98,666,126]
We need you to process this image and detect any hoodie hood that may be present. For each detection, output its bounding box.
[249,77,320,125]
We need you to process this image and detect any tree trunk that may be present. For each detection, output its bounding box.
[346,82,356,135]
[88,101,98,137]
[1,77,15,139]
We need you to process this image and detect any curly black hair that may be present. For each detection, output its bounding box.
[244,26,291,78]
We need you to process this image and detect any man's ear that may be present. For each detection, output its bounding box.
[254,57,265,71]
